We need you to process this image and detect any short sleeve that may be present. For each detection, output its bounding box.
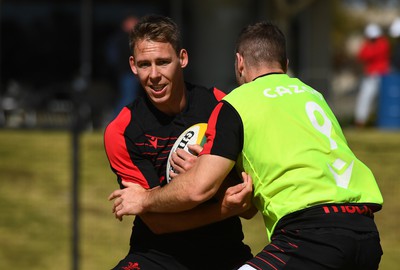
[200,101,243,161]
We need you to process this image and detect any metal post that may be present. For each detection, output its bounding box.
[71,109,80,270]
[71,0,92,269]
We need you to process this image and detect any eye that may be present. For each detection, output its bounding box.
[157,59,170,66]
[137,62,150,68]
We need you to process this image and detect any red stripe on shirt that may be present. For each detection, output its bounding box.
[201,102,223,155]
[213,87,226,101]
[104,107,149,188]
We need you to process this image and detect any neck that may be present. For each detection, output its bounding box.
[158,86,187,116]
[253,71,285,81]
[247,68,285,82]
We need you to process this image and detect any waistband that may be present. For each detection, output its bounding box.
[275,203,381,233]
[322,204,374,217]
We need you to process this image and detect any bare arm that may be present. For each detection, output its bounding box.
[140,172,253,234]
[109,153,239,217]
[110,169,253,230]
[109,144,255,232]
[140,205,233,235]
[115,154,233,215]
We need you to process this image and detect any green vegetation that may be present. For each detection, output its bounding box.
[0,129,398,269]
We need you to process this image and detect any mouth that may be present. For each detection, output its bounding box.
[150,84,167,92]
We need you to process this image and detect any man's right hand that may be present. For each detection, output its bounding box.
[169,144,203,179]
[108,181,153,220]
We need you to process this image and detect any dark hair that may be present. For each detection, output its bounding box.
[129,14,182,56]
[235,21,287,70]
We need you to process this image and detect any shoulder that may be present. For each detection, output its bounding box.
[105,97,150,140]
[105,107,131,138]
[186,82,226,101]
[222,83,249,103]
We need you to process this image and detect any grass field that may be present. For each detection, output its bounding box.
[0,129,399,269]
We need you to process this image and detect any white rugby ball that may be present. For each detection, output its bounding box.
[166,123,208,183]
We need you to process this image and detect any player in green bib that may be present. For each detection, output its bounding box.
[224,73,383,241]
[109,21,384,270]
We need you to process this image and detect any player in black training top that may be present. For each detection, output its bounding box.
[104,15,253,270]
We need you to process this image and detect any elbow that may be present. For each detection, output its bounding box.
[186,182,219,205]
[180,164,223,208]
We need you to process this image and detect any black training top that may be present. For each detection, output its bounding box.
[104,82,252,269]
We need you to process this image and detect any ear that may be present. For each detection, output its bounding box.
[129,55,138,75]
[236,52,244,76]
[284,59,289,73]
[179,49,189,68]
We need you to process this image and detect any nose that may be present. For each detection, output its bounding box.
[149,65,160,79]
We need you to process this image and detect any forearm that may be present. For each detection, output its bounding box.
[143,170,208,213]
[110,155,236,217]
[142,172,255,234]
[143,156,233,213]
[141,200,238,234]
[143,183,217,213]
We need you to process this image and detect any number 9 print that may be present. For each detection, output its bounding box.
[305,101,353,189]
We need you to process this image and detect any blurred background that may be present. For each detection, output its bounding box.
[1,0,400,129]
[0,0,400,269]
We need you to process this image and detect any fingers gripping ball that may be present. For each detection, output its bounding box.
[166,123,207,183]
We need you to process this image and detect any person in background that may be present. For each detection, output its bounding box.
[104,14,254,270]
[389,17,400,72]
[354,23,390,127]
[106,14,141,117]
[110,20,384,270]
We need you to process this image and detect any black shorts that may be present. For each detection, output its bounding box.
[112,247,251,270]
[244,227,382,270]
[243,204,383,270]
[112,249,189,270]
